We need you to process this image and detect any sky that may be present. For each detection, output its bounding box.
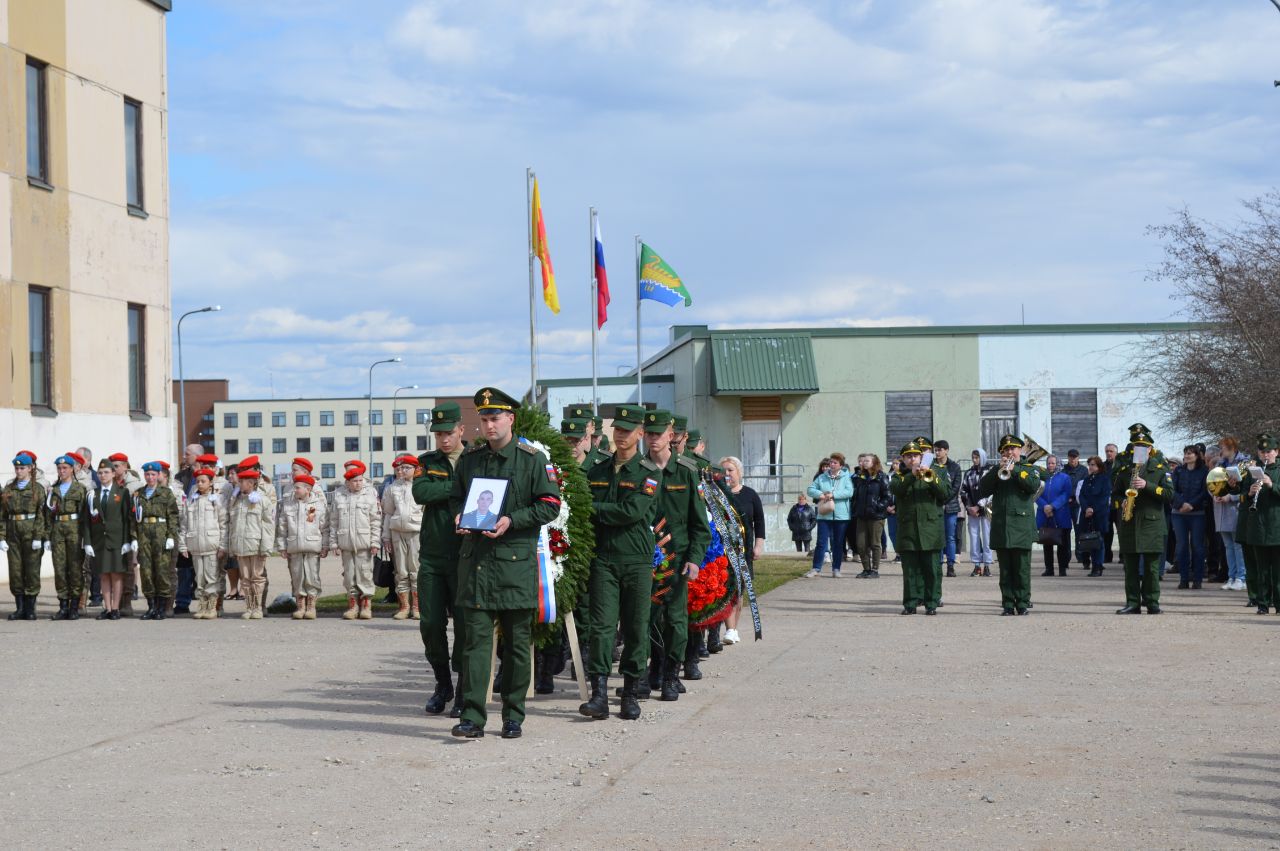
[167,0,1280,401]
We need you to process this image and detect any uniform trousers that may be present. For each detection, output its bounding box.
[1121,552,1161,608]
[418,559,462,673]
[191,552,221,599]
[389,531,420,596]
[1251,545,1280,607]
[588,559,652,678]
[995,548,1031,609]
[137,526,173,598]
[899,550,941,609]
[287,553,322,597]
[50,518,84,600]
[6,522,43,595]
[649,571,689,668]
[1243,543,1258,601]
[459,606,532,729]
[236,554,267,603]
[340,549,375,597]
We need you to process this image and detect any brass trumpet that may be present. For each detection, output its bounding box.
[997,457,1015,481]
[914,466,937,483]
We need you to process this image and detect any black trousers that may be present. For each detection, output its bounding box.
[1042,528,1070,573]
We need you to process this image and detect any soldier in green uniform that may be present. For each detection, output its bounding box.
[643,409,710,701]
[134,461,181,620]
[2,451,49,620]
[561,418,592,467]
[888,441,949,615]
[1112,424,1173,614]
[449,388,562,740]
[1233,450,1260,608]
[413,402,467,717]
[671,414,690,457]
[1241,433,1280,614]
[579,404,662,721]
[48,455,91,620]
[977,435,1042,615]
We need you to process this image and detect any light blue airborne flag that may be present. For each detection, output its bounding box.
[637,243,692,307]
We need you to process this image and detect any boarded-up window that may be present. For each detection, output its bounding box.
[740,396,781,421]
[980,390,1018,460]
[1050,389,1098,457]
[885,391,932,460]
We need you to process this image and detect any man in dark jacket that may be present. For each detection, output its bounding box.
[934,440,963,577]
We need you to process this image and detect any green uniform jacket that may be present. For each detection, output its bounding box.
[88,484,134,572]
[0,480,49,542]
[1234,468,1256,546]
[48,480,90,543]
[134,485,180,535]
[413,448,462,572]
[1240,460,1280,546]
[1112,451,1173,553]
[584,447,612,469]
[888,470,949,551]
[587,452,662,565]
[976,463,1041,549]
[654,453,711,568]
[449,438,561,610]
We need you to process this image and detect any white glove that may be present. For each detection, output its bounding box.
[84,544,96,558]
[32,540,42,552]
[0,540,8,552]
[43,540,51,552]
[121,543,131,555]
[130,540,139,552]
[248,491,262,504]
[164,537,174,551]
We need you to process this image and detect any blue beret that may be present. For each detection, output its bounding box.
[55,455,75,466]
[141,461,163,473]
[12,453,35,466]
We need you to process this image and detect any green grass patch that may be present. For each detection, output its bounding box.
[752,556,812,596]
[314,588,401,614]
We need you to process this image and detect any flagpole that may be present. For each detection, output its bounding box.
[527,167,540,406]
[590,207,599,413]
[635,234,643,405]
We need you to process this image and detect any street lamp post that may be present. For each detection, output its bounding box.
[367,357,402,474]
[392,384,419,453]
[177,305,222,458]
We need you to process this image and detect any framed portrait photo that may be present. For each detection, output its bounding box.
[459,477,508,531]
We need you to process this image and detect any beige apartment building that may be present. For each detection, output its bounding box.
[1,0,173,467]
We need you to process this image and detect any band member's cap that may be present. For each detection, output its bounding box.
[430,401,462,432]
[1130,427,1155,447]
[900,441,923,456]
[294,473,316,487]
[13,452,35,466]
[292,457,314,472]
[1257,433,1279,451]
[195,468,217,479]
[474,387,518,413]
[1127,423,1150,436]
[913,436,933,449]
[998,434,1024,451]
[644,409,675,433]
[561,418,590,436]
[141,461,164,473]
[612,405,645,430]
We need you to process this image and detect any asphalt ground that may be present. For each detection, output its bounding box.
[1,555,1278,849]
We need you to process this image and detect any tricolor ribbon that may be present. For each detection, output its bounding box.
[534,526,557,624]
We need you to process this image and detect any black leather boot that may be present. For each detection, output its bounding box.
[696,629,709,659]
[154,597,168,620]
[424,664,454,715]
[53,599,69,620]
[619,676,642,720]
[659,662,680,702]
[141,596,158,621]
[683,646,703,680]
[23,596,37,620]
[707,624,723,654]
[67,598,81,620]
[8,594,25,621]
[579,674,610,720]
[534,648,556,695]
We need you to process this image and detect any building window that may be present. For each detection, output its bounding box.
[224,439,239,455]
[319,410,334,426]
[416,409,429,425]
[1050,389,1099,457]
[223,412,239,428]
[320,437,334,453]
[371,463,384,479]
[371,436,384,452]
[393,436,407,452]
[370,410,383,426]
[344,410,358,426]
[345,437,359,452]
[124,98,144,212]
[127,304,147,414]
[248,412,262,428]
[296,411,311,427]
[248,439,263,454]
[296,437,311,453]
[28,287,51,408]
[980,391,1018,461]
[393,409,407,425]
[321,463,336,479]
[884,391,933,462]
[271,411,286,427]
[26,60,49,185]
[416,435,429,451]
[272,438,286,453]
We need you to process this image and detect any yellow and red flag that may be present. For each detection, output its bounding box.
[530,177,560,314]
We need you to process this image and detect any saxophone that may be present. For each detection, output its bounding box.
[1122,461,1141,522]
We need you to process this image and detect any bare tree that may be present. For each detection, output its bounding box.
[1136,191,1280,441]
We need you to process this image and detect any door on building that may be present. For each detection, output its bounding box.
[980,390,1018,461]
[740,396,782,504]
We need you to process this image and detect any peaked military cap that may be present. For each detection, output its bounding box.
[687,428,702,443]
[430,401,462,432]
[1130,426,1155,447]
[913,436,933,449]
[900,441,923,456]
[1257,433,1279,451]
[561,418,590,436]
[644,409,674,433]
[998,434,1024,451]
[591,415,603,431]
[474,387,518,414]
[1127,423,1150,436]
[613,404,645,429]
[673,414,689,434]
[566,404,593,420]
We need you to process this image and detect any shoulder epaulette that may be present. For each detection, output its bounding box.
[595,450,614,462]
[516,442,538,455]
[676,455,699,473]
[464,443,486,454]
[639,458,659,472]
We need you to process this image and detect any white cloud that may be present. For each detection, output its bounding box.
[392,2,482,65]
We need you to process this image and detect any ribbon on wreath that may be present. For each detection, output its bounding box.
[534,525,557,624]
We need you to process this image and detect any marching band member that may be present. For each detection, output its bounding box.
[888,441,949,615]
[977,435,1041,615]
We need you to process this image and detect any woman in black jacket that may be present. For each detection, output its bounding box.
[852,454,890,578]
[1170,444,1210,589]
[787,494,817,552]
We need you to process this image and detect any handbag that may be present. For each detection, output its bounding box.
[1075,530,1102,559]
[816,497,835,516]
[1037,526,1061,546]
[373,553,395,588]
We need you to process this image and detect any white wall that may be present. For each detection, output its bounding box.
[544,381,676,429]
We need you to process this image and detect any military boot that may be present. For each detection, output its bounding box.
[618,676,642,720]
[659,662,680,702]
[53,599,69,620]
[579,674,610,720]
[358,597,373,620]
[141,596,158,620]
[707,624,723,654]
[534,651,555,695]
[410,591,420,620]
[342,594,358,620]
[684,645,703,680]
[8,594,25,621]
[449,673,465,719]
[23,596,38,620]
[424,664,454,715]
[154,598,169,620]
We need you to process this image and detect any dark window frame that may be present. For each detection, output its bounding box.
[124,97,145,214]
[343,410,358,426]
[248,438,263,454]
[28,286,53,411]
[321,463,336,479]
[271,411,286,427]
[393,436,407,452]
[127,303,147,414]
[296,411,311,427]
[344,436,360,453]
[319,410,334,426]
[26,59,50,187]
[320,437,335,453]
[248,412,262,428]
[224,439,239,455]
[370,436,384,452]
[416,435,429,451]
[223,412,239,428]
[296,437,311,453]
[272,438,286,454]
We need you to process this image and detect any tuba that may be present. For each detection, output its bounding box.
[1021,434,1049,466]
[1206,467,1228,497]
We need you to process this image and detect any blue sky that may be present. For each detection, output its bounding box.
[168,0,1280,401]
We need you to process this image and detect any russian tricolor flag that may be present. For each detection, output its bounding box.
[594,217,610,328]
[534,527,557,623]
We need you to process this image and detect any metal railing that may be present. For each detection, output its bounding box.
[741,463,807,505]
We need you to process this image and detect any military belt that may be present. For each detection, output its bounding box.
[142,517,168,524]
[12,513,37,520]
[56,513,80,521]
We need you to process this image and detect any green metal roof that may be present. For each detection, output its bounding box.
[710,332,819,395]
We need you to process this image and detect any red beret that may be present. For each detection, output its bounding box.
[292,457,314,473]
[239,455,260,468]
[108,452,128,463]
[344,460,366,474]
[238,469,261,480]
[18,449,37,461]
[159,460,171,471]
[343,468,363,480]
[195,468,217,479]
[394,454,420,468]
[66,452,87,466]
[294,473,316,487]
[196,453,218,465]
